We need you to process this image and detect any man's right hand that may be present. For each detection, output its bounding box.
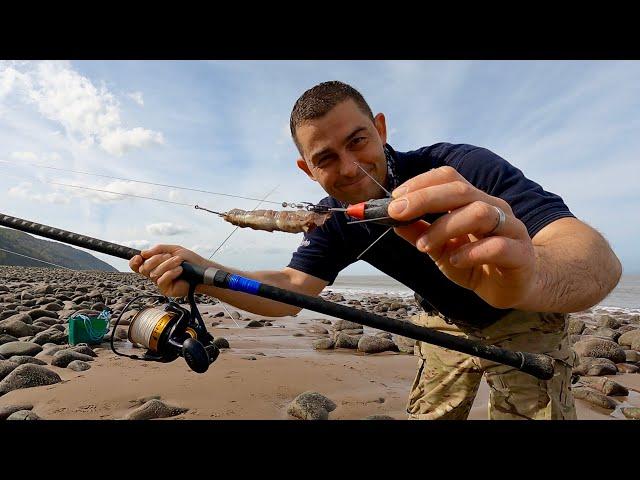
[129,244,208,297]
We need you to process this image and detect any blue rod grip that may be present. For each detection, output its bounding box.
[227,274,261,294]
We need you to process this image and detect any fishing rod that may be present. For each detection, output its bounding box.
[0,211,555,380]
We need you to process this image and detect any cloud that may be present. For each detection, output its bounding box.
[146,222,189,236]
[118,240,151,250]
[0,63,31,103]
[10,151,38,161]
[127,91,144,106]
[99,127,164,156]
[8,181,70,204]
[0,61,164,156]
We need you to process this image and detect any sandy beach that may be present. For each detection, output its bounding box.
[1,304,639,420]
[1,267,640,420]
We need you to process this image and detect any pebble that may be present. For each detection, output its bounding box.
[572,386,618,410]
[0,364,62,396]
[287,391,336,420]
[123,399,188,420]
[6,410,41,420]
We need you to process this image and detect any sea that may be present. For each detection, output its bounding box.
[330,274,640,314]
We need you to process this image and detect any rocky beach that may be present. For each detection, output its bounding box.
[0,265,638,420]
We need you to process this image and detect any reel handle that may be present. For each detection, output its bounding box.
[182,337,217,373]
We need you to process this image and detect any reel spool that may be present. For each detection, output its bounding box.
[110,287,219,373]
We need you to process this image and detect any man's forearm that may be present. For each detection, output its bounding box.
[515,228,622,313]
[194,261,303,317]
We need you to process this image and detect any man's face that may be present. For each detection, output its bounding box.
[295,99,388,205]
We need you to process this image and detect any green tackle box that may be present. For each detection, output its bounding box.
[68,312,110,346]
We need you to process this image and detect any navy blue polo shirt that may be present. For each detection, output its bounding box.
[287,143,575,327]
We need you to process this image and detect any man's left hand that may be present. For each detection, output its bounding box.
[388,166,537,310]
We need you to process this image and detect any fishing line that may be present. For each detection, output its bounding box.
[0,158,284,205]
[208,184,280,259]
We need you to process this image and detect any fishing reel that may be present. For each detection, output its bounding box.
[110,283,219,373]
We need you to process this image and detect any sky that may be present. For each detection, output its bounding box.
[0,60,638,276]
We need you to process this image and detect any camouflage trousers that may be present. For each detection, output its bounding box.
[406,310,578,420]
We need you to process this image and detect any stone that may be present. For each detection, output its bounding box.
[6,410,40,420]
[43,303,63,312]
[341,328,364,336]
[334,332,360,349]
[375,332,393,340]
[28,309,58,321]
[67,360,91,371]
[0,364,62,396]
[7,356,47,366]
[596,314,622,329]
[2,312,32,325]
[213,312,225,318]
[0,360,20,381]
[123,399,188,420]
[245,320,263,328]
[567,318,586,335]
[51,349,95,368]
[572,357,618,376]
[357,335,398,354]
[130,394,162,406]
[0,311,18,321]
[0,341,43,358]
[33,284,54,295]
[618,329,640,348]
[573,338,626,364]
[39,344,69,356]
[0,403,34,420]
[615,363,639,373]
[312,338,335,350]
[578,376,628,396]
[624,350,640,363]
[393,335,417,354]
[71,345,98,357]
[333,320,363,331]
[618,325,638,334]
[287,391,336,420]
[33,316,59,326]
[572,386,617,410]
[307,325,329,335]
[0,318,38,337]
[621,407,640,419]
[592,327,620,342]
[213,337,230,349]
[20,292,33,302]
[364,415,395,420]
[0,334,18,345]
[31,329,68,346]
[230,311,241,320]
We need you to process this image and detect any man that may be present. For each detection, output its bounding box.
[130,81,622,420]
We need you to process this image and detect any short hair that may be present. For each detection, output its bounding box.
[290,81,374,154]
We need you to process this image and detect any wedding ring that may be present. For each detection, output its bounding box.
[487,206,506,235]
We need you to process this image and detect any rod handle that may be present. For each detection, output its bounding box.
[179,261,206,285]
[518,352,555,380]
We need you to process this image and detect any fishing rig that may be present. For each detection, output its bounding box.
[0,212,555,380]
